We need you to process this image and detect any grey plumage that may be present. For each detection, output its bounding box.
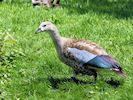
[67,48,97,65]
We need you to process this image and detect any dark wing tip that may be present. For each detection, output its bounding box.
[112,67,127,77]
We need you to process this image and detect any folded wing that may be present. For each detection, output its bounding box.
[65,48,120,70]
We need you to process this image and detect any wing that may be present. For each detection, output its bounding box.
[64,47,121,70]
[63,39,122,73]
[65,48,97,65]
[83,55,120,69]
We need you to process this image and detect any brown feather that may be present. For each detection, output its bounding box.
[63,39,108,56]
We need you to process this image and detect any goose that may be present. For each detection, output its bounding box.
[32,0,51,7]
[32,0,60,7]
[35,21,125,81]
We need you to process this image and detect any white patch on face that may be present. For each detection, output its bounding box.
[39,22,47,31]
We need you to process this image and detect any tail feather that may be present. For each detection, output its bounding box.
[87,55,123,70]
[83,55,125,77]
[84,55,119,69]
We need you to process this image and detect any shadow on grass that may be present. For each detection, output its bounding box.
[48,76,95,89]
[63,0,133,18]
[34,76,121,89]
[105,78,121,88]
[48,76,121,89]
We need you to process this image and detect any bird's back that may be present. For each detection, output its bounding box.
[63,39,108,56]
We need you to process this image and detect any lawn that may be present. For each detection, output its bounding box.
[0,0,133,99]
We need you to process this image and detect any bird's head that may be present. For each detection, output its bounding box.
[35,21,56,34]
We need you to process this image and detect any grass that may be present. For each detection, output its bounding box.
[0,0,133,99]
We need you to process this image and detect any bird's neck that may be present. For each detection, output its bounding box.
[49,29,63,55]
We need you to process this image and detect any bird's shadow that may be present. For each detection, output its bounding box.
[48,76,121,89]
[105,78,121,88]
[48,76,95,89]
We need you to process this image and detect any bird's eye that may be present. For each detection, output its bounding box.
[43,25,46,27]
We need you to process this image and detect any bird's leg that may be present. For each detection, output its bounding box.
[86,68,97,82]
[71,69,79,81]
[93,72,97,82]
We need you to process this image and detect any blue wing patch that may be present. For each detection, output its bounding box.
[84,55,120,69]
[67,48,97,64]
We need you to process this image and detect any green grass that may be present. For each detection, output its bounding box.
[0,0,133,99]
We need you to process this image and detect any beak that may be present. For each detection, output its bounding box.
[35,28,42,34]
